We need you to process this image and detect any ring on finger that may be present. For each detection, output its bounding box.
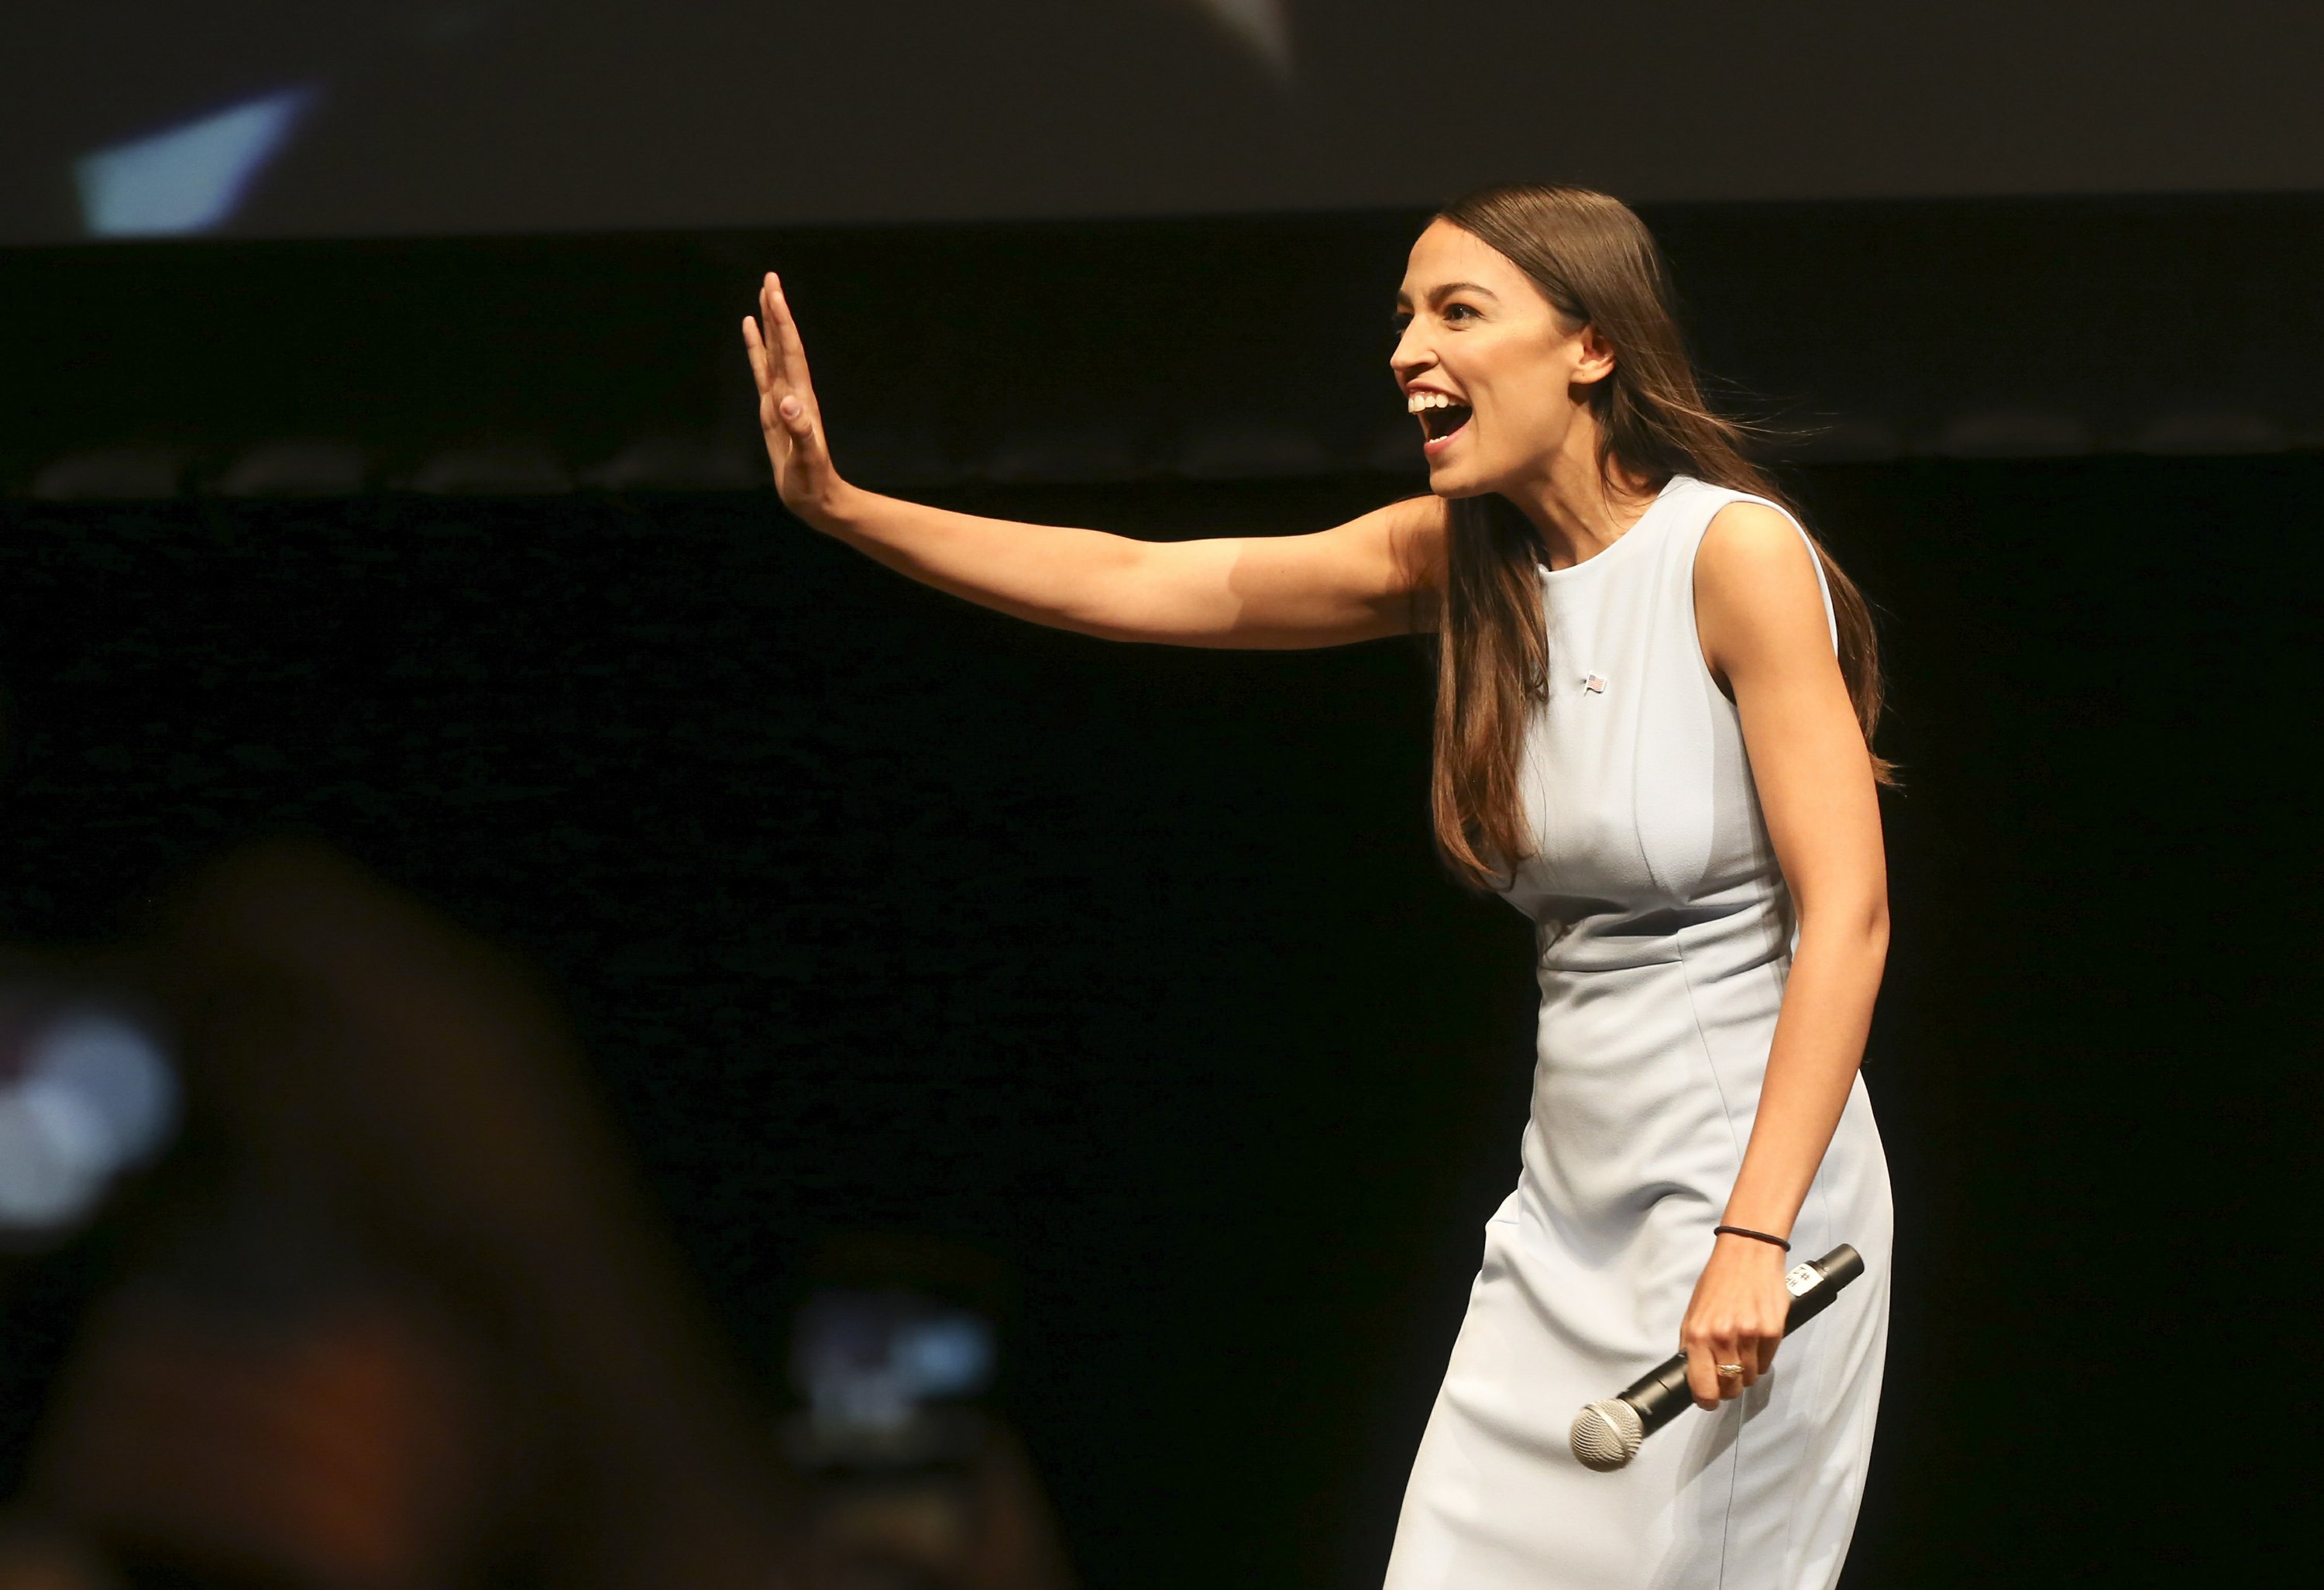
[1714,1362,1745,1378]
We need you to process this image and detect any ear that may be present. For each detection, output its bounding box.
[1569,323,1618,387]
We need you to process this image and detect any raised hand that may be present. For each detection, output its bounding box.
[741,273,845,524]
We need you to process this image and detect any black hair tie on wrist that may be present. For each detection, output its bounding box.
[1713,1224,1792,1252]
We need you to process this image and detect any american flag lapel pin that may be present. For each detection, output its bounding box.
[1583,673,1607,694]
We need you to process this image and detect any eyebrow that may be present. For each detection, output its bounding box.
[1394,281,1503,310]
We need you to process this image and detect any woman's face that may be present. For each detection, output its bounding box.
[1391,218,1613,498]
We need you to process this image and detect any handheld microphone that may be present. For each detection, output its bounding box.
[1568,1243,1863,1473]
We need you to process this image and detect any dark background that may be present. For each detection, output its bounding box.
[2,188,2319,1585]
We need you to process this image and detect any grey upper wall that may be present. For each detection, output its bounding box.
[5,2,2323,245]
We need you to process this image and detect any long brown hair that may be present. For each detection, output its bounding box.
[1428,184,1890,890]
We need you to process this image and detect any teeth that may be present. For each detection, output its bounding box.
[1405,391,1465,414]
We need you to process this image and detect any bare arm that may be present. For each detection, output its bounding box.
[1679,501,1889,1409]
[742,273,1442,647]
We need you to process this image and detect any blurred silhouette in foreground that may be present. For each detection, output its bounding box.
[784,1232,1071,1590]
[0,840,1072,1590]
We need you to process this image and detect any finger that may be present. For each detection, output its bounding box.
[778,394,813,441]
[1692,1331,1754,1402]
[1745,1321,1785,1385]
[1683,1341,1721,1410]
[764,277,816,394]
[1716,1337,1750,1399]
[758,277,786,377]
[741,316,772,390]
[757,280,809,412]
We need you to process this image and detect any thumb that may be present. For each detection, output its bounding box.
[777,395,813,439]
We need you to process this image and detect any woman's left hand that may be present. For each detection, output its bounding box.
[1679,1232,1793,1410]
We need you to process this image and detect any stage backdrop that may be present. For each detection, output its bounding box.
[6,1,2324,243]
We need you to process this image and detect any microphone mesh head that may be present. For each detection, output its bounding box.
[1569,1398,1643,1472]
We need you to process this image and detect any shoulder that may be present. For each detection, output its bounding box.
[1379,491,1451,544]
[1692,500,1832,672]
[1694,499,1824,620]
[1325,493,1449,629]
[1695,499,1817,591]
[1243,492,1447,635]
[1345,491,1449,586]
[1318,492,1446,545]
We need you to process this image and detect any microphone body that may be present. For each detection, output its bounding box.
[1569,1244,1863,1473]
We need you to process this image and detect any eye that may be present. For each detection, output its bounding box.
[1390,311,1413,337]
[1443,301,1480,323]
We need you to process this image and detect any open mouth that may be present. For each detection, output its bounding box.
[1408,391,1473,447]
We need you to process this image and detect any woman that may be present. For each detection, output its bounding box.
[741,184,1892,1589]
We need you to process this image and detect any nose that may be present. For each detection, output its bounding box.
[1391,318,1434,388]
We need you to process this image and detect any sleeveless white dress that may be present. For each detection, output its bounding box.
[1383,476,1892,1590]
